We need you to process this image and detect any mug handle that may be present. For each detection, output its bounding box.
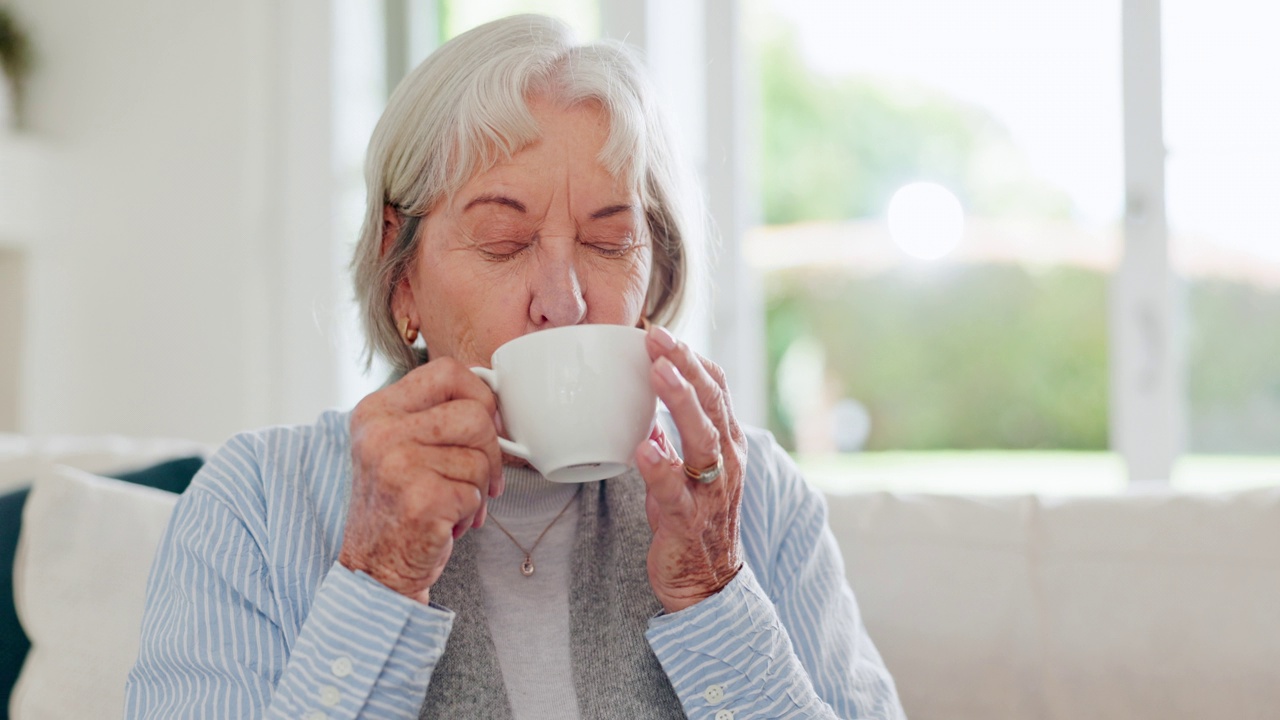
[469,366,533,461]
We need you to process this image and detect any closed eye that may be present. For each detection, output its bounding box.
[476,238,533,260]
[582,234,639,258]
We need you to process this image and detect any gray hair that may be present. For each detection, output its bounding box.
[351,14,708,374]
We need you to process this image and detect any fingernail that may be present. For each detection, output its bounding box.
[650,325,677,351]
[656,357,681,388]
[641,439,664,465]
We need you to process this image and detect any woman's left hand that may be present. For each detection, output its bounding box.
[635,326,748,614]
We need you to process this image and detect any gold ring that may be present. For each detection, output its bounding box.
[683,456,724,484]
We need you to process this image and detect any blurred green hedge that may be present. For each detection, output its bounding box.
[765,265,1280,453]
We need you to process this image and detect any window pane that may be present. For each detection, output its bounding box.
[750,0,1124,490]
[335,0,392,409]
[442,0,598,40]
[1164,0,1280,486]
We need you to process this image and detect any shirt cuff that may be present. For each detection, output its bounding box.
[270,563,454,718]
[645,564,822,719]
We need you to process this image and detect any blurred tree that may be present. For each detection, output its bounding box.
[766,265,1111,450]
[756,18,1280,455]
[0,6,35,129]
[766,266,1280,452]
[758,27,1071,224]
[757,21,1102,451]
[1187,280,1280,453]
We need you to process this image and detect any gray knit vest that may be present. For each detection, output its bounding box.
[419,471,687,719]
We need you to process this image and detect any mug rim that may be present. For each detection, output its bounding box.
[490,323,646,364]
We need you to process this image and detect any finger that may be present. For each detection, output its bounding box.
[646,327,718,396]
[386,455,485,535]
[392,356,499,417]
[360,402,501,501]
[695,355,745,446]
[422,445,493,487]
[647,327,731,447]
[440,478,485,538]
[650,356,721,474]
[424,444,489,533]
[407,399,504,491]
[635,434,690,516]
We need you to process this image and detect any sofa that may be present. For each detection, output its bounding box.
[3,433,1279,719]
[1,434,211,720]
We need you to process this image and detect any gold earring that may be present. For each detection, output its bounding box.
[397,317,418,344]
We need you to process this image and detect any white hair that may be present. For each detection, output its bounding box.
[351,14,709,373]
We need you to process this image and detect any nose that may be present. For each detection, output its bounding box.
[528,240,587,328]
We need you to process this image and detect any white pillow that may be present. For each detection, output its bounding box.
[0,433,210,494]
[10,465,179,720]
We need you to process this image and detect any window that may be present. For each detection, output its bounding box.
[749,0,1280,491]
[750,0,1126,492]
[440,0,597,39]
[1164,0,1280,489]
[334,0,1280,491]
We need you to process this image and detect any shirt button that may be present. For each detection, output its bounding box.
[330,657,353,678]
[303,713,327,720]
[703,684,726,704]
[319,685,341,707]
[715,710,735,720]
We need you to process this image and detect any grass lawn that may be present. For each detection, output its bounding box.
[795,451,1280,495]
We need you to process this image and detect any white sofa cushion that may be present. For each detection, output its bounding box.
[11,455,1280,720]
[828,489,1280,720]
[10,465,179,720]
[0,433,210,494]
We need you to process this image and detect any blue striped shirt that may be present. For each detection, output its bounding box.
[125,409,904,719]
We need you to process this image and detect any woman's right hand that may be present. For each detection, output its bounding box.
[338,357,504,604]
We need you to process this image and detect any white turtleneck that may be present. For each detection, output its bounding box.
[476,466,582,720]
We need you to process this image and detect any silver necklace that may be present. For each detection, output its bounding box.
[486,487,580,577]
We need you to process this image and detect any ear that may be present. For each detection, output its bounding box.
[390,275,416,328]
[381,204,403,259]
[383,204,419,332]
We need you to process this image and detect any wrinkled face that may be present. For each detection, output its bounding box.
[393,96,652,367]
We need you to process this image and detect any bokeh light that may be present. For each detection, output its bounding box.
[886,182,965,260]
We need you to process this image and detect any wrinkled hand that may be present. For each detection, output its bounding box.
[339,357,504,604]
[635,326,748,614]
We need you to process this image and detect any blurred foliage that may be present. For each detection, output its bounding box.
[1186,280,1280,452]
[756,24,1108,451]
[0,6,34,88]
[0,8,33,80]
[765,265,1110,450]
[758,27,1072,225]
[765,267,1280,453]
[754,15,1280,454]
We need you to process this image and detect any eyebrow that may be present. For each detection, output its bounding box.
[463,194,527,213]
[589,204,634,220]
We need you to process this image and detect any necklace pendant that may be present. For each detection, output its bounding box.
[520,556,535,576]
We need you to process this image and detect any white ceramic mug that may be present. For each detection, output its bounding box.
[470,324,657,483]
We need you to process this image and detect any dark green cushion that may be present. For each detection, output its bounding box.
[110,456,205,496]
[0,486,31,720]
[0,455,203,720]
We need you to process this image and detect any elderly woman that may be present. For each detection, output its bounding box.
[125,14,903,720]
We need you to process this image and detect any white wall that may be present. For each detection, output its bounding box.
[0,246,21,430]
[1,0,763,443]
[4,0,342,444]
